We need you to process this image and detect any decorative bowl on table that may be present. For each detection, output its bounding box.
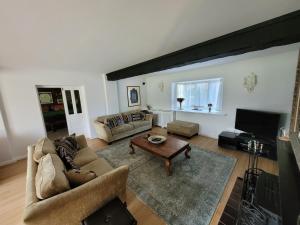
[148,135,167,144]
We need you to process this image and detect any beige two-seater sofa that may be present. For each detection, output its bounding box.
[23,135,129,225]
[94,110,153,143]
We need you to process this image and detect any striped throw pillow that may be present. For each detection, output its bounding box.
[105,115,124,129]
[122,114,132,123]
[54,134,80,170]
[140,112,146,120]
[131,113,144,121]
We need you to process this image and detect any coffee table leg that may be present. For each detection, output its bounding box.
[129,143,135,154]
[165,159,172,176]
[185,145,191,159]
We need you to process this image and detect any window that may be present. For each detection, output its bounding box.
[65,90,74,114]
[74,90,82,114]
[174,78,223,111]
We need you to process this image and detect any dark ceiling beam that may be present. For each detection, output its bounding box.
[107,10,300,81]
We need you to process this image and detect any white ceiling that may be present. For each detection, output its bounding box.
[0,0,299,73]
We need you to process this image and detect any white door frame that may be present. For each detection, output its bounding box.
[35,85,89,137]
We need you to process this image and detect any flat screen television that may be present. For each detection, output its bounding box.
[235,108,281,140]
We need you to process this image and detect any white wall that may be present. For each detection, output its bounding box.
[146,50,298,138]
[0,69,108,162]
[0,101,12,165]
[102,75,120,114]
[117,76,147,112]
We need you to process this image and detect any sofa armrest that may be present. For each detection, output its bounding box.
[94,120,113,142]
[145,114,153,123]
[23,165,129,225]
[75,135,88,148]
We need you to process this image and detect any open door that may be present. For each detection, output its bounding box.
[37,87,68,140]
[62,87,87,135]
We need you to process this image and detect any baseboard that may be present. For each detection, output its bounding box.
[0,159,17,167]
[14,154,27,161]
[0,154,27,167]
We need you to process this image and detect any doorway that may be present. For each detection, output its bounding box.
[37,87,68,140]
[37,86,88,140]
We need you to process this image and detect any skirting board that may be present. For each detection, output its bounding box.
[0,154,27,167]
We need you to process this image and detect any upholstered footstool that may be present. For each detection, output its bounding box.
[167,120,199,138]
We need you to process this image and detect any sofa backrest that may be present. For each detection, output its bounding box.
[121,109,141,117]
[75,135,88,149]
[96,110,143,123]
[96,113,123,123]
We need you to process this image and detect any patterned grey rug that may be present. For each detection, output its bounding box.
[96,138,236,225]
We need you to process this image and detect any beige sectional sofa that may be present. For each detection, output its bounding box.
[23,135,129,225]
[94,110,153,143]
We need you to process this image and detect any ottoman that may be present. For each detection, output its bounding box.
[167,120,199,138]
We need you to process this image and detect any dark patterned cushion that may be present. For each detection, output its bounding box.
[116,116,125,126]
[122,114,132,123]
[140,112,146,120]
[131,113,144,121]
[54,134,80,169]
[105,118,114,129]
[105,115,124,129]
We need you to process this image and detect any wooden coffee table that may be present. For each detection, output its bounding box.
[129,133,191,176]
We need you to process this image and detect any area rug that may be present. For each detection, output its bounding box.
[96,138,236,225]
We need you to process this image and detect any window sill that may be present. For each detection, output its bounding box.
[172,108,227,116]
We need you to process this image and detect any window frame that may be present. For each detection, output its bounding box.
[172,77,224,112]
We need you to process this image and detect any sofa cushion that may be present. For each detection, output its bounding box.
[129,120,151,128]
[122,111,145,123]
[33,137,57,163]
[122,113,132,123]
[81,158,113,176]
[105,115,124,129]
[35,154,70,199]
[106,116,123,128]
[97,113,121,122]
[73,147,98,167]
[111,124,134,135]
[131,112,144,121]
[55,134,80,169]
[75,135,88,149]
[122,110,139,122]
[65,169,97,187]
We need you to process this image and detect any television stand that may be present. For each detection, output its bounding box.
[238,132,254,138]
[218,131,277,160]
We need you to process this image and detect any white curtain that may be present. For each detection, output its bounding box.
[176,79,223,111]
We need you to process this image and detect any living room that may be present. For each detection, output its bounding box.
[0,1,300,225]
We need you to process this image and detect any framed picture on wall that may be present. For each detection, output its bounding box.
[39,92,53,104]
[127,86,141,107]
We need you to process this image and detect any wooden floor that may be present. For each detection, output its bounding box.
[0,127,278,225]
